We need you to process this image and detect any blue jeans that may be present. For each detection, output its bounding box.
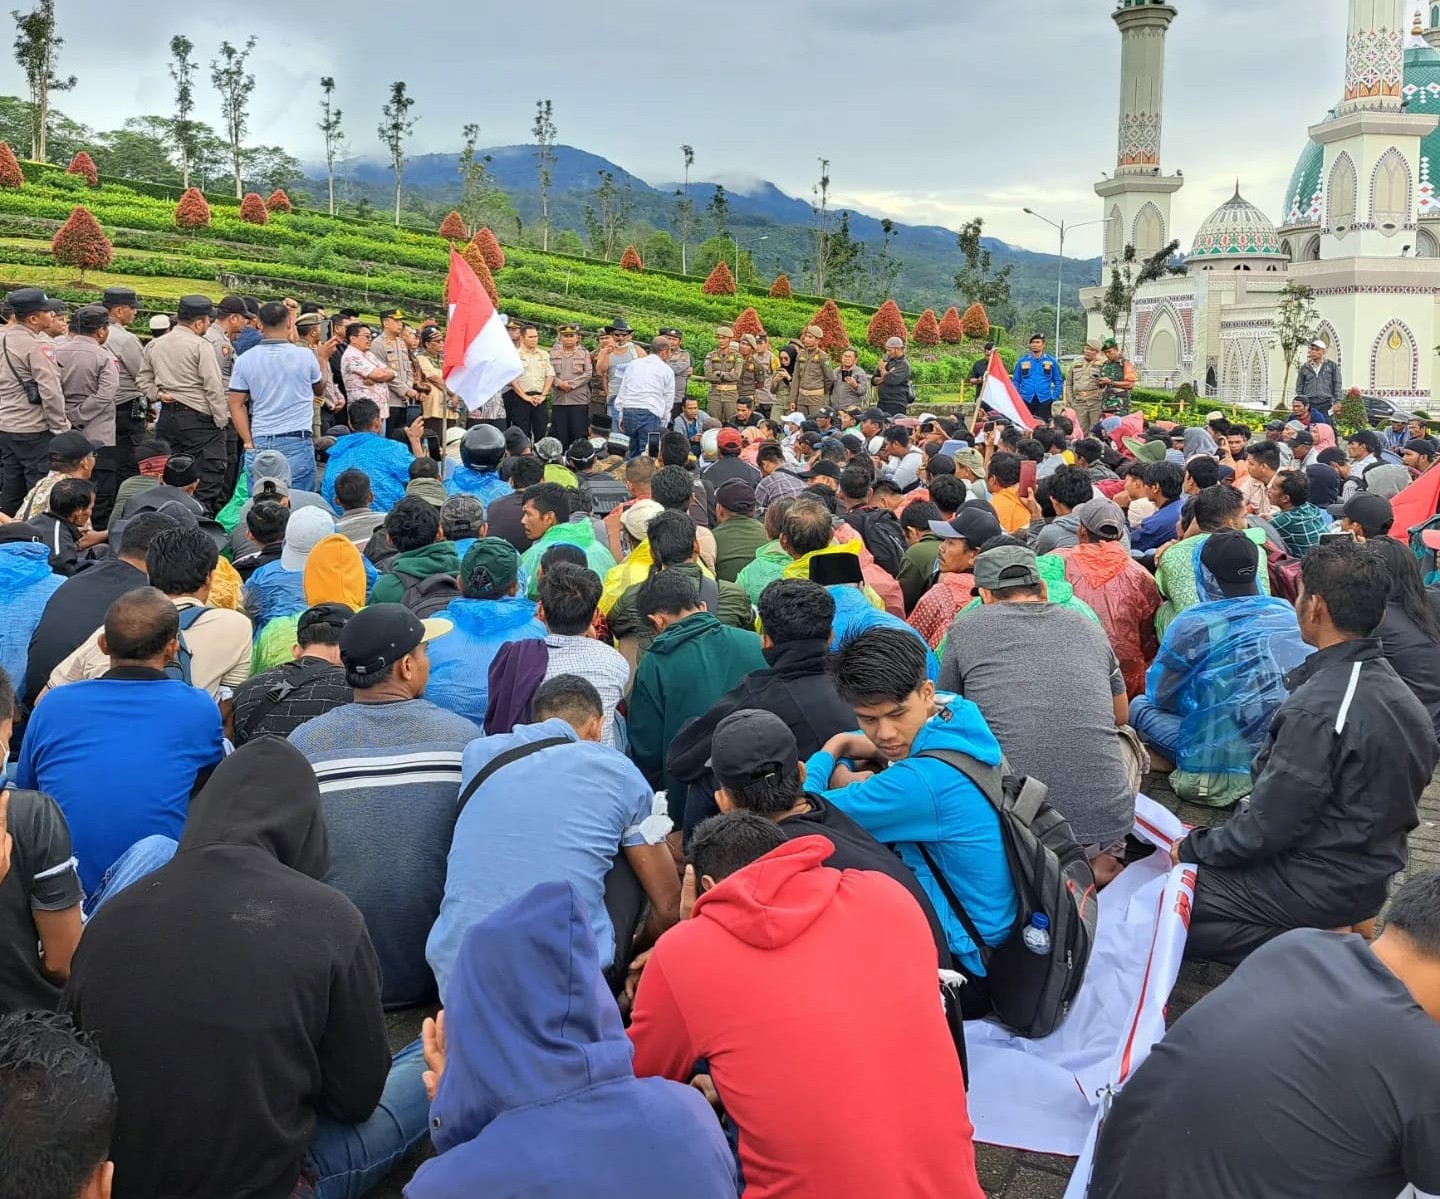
[85,835,178,917]
[246,432,317,493]
[621,409,662,461]
[1129,696,1181,761]
[307,1039,430,1199]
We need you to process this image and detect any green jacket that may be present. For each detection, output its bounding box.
[520,516,617,599]
[898,534,942,614]
[737,539,792,604]
[609,562,755,656]
[369,541,461,606]
[712,515,771,583]
[628,611,768,824]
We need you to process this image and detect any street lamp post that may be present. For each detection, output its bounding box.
[1022,209,1113,361]
[733,233,769,279]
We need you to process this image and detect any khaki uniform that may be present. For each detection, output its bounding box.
[1064,356,1106,437]
[204,321,236,385]
[736,355,771,410]
[704,348,742,424]
[790,347,835,416]
[0,323,69,514]
[373,330,415,412]
[550,343,594,447]
[55,335,118,446]
[137,323,230,513]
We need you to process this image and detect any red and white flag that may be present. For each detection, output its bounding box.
[443,248,522,413]
[979,350,1040,431]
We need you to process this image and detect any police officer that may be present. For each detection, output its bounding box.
[1063,337,1106,438]
[54,304,119,526]
[375,307,418,434]
[1013,332,1062,422]
[136,294,230,515]
[704,325,742,425]
[102,287,148,510]
[207,295,246,384]
[0,287,69,514]
[549,323,594,449]
[661,326,692,419]
[790,324,836,417]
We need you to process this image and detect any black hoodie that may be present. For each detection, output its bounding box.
[64,737,391,1199]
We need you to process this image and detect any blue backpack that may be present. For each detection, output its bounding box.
[163,605,210,686]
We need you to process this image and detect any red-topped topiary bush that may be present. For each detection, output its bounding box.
[961,302,990,341]
[174,186,211,229]
[866,299,907,349]
[938,306,964,344]
[731,307,765,338]
[459,240,499,307]
[619,244,643,271]
[474,227,505,271]
[239,192,269,225]
[65,151,98,186]
[808,299,849,356]
[702,260,736,295]
[913,308,941,347]
[265,188,293,213]
[438,210,468,241]
[51,205,112,280]
[768,273,792,299]
[0,142,24,189]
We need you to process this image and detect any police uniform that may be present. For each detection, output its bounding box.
[1013,336,1062,421]
[0,288,70,514]
[55,306,119,525]
[102,287,148,513]
[137,293,231,514]
[660,327,692,419]
[1064,338,1107,437]
[549,326,594,449]
[205,296,242,384]
[374,310,417,434]
[790,326,836,417]
[704,325,742,425]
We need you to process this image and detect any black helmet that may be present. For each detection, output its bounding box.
[460,425,505,469]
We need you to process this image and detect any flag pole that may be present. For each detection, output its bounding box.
[969,349,993,435]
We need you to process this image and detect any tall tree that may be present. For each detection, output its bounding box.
[869,217,902,303]
[317,76,344,216]
[531,99,557,251]
[675,143,695,274]
[706,183,729,239]
[11,0,74,162]
[210,36,257,198]
[167,35,200,188]
[377,80,417,227]
[821,211,865,301]
[582,170,633,261]
[954,217,1014,311]
[1274,280,1321,405]
[458,122,494,232]
[811,157,832,295]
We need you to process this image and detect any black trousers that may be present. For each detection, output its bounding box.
[155,405,228,516]
[0,430,51,516]
[1183,865,1351,966]
[600,854,647,995]
[550,404,589,450]
[89,448,118,530]
[504,390,549,442]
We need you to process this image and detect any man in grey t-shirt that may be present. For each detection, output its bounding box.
[937,544,1138,879]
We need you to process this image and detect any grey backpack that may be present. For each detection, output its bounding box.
[915,748,1098,1039]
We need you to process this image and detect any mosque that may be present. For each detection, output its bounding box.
[1080,0,1440,409]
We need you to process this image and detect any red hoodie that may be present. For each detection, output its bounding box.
[628,835,983,1199]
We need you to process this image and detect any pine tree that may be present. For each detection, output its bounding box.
[866,299,907,349]
[938,306,964,344]
[619,244,643,271]
[438,210,468,241]
[913,308,941,346]
[702,260,736,295]
[0,143,24,188]
[265,188,292,213]
[65,150,97,185]
[238,192,268,224]
[961,303,990,341]
[50,205,112,280]
[732,307,765,338]
[473,227,505,271]
[808,300,848,355]
[768,273,792,299]
[173,186,211,228]
[459,240,499,307]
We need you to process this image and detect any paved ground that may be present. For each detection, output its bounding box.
[370,767,1440,1198]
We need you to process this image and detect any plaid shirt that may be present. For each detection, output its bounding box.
[1270,503,1330,558]
[541,633,631,748]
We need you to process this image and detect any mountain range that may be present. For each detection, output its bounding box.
[317,145,1101,315]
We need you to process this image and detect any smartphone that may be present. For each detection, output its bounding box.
[320,318,332,340]
[1319,530,1355,544]
[645,430,662,459]
[1018,459,1038,501]
[424,431,442,461]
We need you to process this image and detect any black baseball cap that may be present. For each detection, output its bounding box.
[1199,530,1261,598]
[803,459,842,481]
[47,430,102,461]
[1329,492,1394,536]
[860,407,887,425]
[930,506,1002,544]
[710,709,799,792]
[808,551,864,586]
[338,603,452,678]
[1405,438,1436,458]
[297,602,355,641]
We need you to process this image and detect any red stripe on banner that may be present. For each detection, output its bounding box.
[1117,889,1167,1082]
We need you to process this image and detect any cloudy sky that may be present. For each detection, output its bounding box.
[18,0,1354,252]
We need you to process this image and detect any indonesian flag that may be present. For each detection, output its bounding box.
[979,350,1040,431]
[443,248,523,412]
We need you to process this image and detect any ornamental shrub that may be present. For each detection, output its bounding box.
[768,273,792,298]
[51,205,113,279]
[1337,389,1371,435]
[173,187,211,229]
[808,299,848,355]
[913,308,941,346]
[239,193,269,225]
[438,210,468,240]
[961,302,990,340]
[265,188,293,213]
[65,151,98,186]
[938,306,964,343]
[619,244,643,271]
[474,227,505,271]
[866,299,907,349]
[460,240,499,307]
[0,143,23,188]
[702,260,736,295]
[732,306,765,338]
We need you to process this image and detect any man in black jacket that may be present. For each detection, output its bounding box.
[668,578,855,837]
[1173,540,1440,963]
[872,336,912,418]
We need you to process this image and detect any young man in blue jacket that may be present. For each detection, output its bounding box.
[1013,333,1062,422]
[802,627,1019,1015]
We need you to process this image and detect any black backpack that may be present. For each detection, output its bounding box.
[843,508,907,578]
[915,748,1098,1039]
[394,569,462,618]
[579,471,631,517]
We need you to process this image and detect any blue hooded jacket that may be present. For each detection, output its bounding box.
[242,561,308,638]
[829,585,940,681]
[321,431,416,513]
[405,881,737,1199]
[0,542,63,691]
[425,597,546,726]
[444,465,511,506]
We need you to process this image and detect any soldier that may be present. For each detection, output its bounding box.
[1063,337,1107,438]
[101,286,148,523]
[54,304,119,526]
[1013,332,1062,422]
[704,325,742,425]
[0,287,70,514]
[1097,337,1137,416]
[830,345,870,408]
[790,324,836,417]
[374,307,419,434]
[549,323,594,448]
[136,294,231,515]
[661,326,693,419]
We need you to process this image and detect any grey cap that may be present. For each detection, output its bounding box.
[973,544,1042,591]
[1073,496,1126,539]
[929,506,1002,545]
[884,336,905,349]
[250,448,292,486]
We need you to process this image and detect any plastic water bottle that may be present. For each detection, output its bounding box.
[1022,912,1051,955]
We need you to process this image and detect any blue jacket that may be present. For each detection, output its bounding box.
[405,881,737,1199]
[242,561,308,637]
[1013,352,1062,406]
[321,431,415,513]
[804,703,1019,976]
[444,465,511,506]
[0,543,63,692]
[425,597,546,726]
[1131,496,1185,555]
[829,586,940,682]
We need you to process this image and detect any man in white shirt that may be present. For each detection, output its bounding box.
[615,337,678,461]
[880,426,924,491]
